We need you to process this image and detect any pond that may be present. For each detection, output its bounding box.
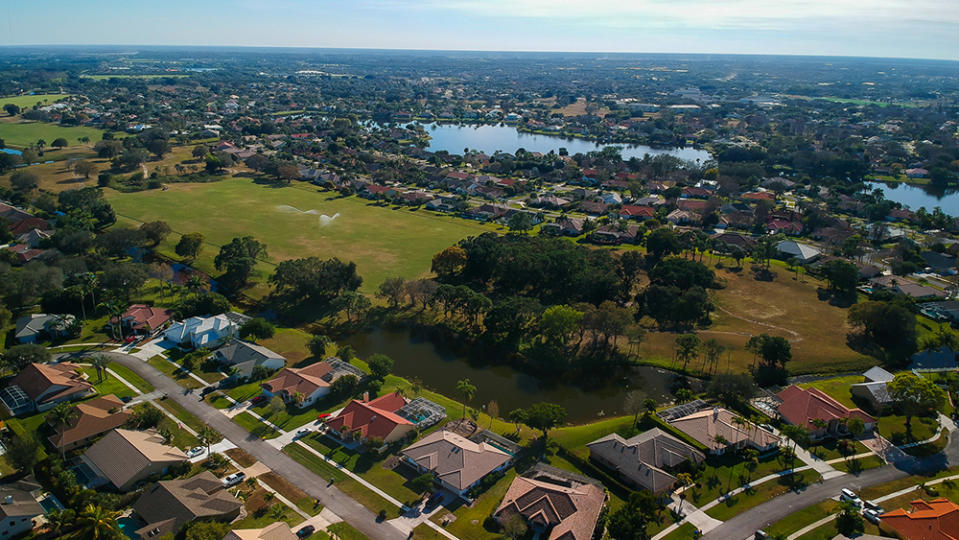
[1,148,21,155]
[415,122,712,163]
[867,181,959,217]
[345,327,685,423]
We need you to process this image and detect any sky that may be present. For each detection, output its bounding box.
[2,0,958,61]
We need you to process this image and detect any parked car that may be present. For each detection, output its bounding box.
[754,531,770,540]
[296,525,315,538]
[863,508,882,524]
[840,488,862,508]
[759,424,775,433]
[186,446,206,458]
[251,395,267,406]
[864,500,883,513]
[295,427,312,439]
[200,386,217,396]
[222,472,246,487]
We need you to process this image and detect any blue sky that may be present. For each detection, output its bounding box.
[3,0,958,60]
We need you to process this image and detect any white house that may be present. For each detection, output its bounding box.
[776,240,821,263]
[163,315,237,349]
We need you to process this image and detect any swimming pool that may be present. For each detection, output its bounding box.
[117,517,142,540]
[38,493,64,513]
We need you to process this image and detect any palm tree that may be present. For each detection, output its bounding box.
[77,504,121,540]
[48,403,78,459]
[675,472,693,514]
[642,398,657,419]
[98,300,124,341]
[456,378,476,418]
[91,355,110,383]
[46,508,76,536]
[186,275,206,298]
[199,426,219,455]
[81,273,99,314]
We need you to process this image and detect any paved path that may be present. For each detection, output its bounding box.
[60,351,407,540]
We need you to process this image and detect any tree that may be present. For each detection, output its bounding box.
[270,257,363,302]
[887,372,946,430]
[91,354,110,383]
[702,338,725,374]
[96,227,146,258]
[456,378,476,418]
[77,504,122,540]
[268,395,286,417]
[846,417,866,439]
[145,138,171,158]
[239,317,275,342]
[502,514,528,540]
[848,300,918,362]
[184,521,231,540]
[74,160,97,179]
[308,334,331,358]
[747,333,792,385]
[821,260,859,298]
[192,145,209,159]
[3,103,20,116]
[330,374,359,399]
[333,290,371,321]
[175,232,204,260]
[46,508,77,536]
[618,251,646,296]
[139,220,172,246]
[836,499,865,536]
[645,228,681,264]
[706,373,757,406]
[539,304,584,360]
[507,211,534,234]
[607,491,662,540]
[377,277,406,307]
[198,426,219,455]
[368,354,394,380]
[51,137,68,149]
[516,402,567,439]
[3,343,51,371]
[410,473,434,494]
[674,334,701,372]
[215,236,267,291]
[10,170,38,192]
[49,402,78,459]
[431,246,467,277]
[623,390,644,427]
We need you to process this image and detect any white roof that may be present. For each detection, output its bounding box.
[776,240,821,261]
[863,366,894,383]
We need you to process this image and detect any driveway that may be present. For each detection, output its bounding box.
[59,351,406,540]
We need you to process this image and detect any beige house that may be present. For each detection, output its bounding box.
[587,428,704,493]
[494,467,606,540]
[134,471,242,538]
[669,407,779,455]
[82,429,188,491]
[224,523,298,540]
[48,394,132,451]
[401,430,512,497]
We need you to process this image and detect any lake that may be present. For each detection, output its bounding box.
[345,327,684,423]
[868,181,959,217]
[418,122,712,163]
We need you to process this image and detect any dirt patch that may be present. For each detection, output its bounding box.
[226,447,258,468]
[260,471,311,506]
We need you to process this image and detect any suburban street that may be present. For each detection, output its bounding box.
[58,351,407,540]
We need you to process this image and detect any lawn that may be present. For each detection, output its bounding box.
[411,523,447,540]
[661,523,698,540]
[80,366,136,399]
[637,262,873,375]
[831,454,885,474]
[0,94,72,109]
[233,412,280,439]
[706,470,820,521]
[430,469,517,540]
[132,403,200,450]
[551,415,636,459]
[0,120,108,148]
[250,396,334,431]
[224,380,264,402]
[804,438,871,461]
[230,487,304,529]
[302,434,422,506]
[148,356,205,389]
[105,178,499,293]
[108,363,154,393]
[766,500,838,538]
[154,396,220,441]
[326,522,371,540]
[166,348,225,384]
[259,471,320,515]
[684,451,790,508]
[799,376,864,409]
[283,443,402,518]
[877,414,939,445]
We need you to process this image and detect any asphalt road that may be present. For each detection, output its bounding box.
[703,428,959,540]
[61,351,406,540]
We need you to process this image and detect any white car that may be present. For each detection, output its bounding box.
[222,472,246,487]
[863,508,882,524]
[295,427,312,439]
[840,488,862,508]
[186,446,206,458]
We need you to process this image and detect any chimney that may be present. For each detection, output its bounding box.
[362,392,369,402]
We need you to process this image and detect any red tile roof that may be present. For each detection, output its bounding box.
[743,192,775,201]
[262,362,333,397]
[325,391,412,441]
[776,385,875,427]
[882,498,959,540]
[118,304,174,331]
[9,362,93,406]
[9,217,49,236]
[619,205,655,218]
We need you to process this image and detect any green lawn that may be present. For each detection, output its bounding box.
[661,523,698,540]
[326,522,371,540]
[283,443,402,519]
[148,356,205,389]
[224,380,265,402]
[81,366,136,399]
[105,178,498,292]
[684,452,789,508]
[798,376,863,409]
[411,523,447,540]
[831,454,885,474]
[107,363,154,393]
[154,397,220,441]
[804,438,870,461]
[706,471,820,521]
[877,414,939,445]
[132,403,200,450]
[551,415,636,459]
[233,412,280,439]
[230,500,303,530]
[766,500,838,538]
[430,469,517,540]
[0,94,72,109]
[0,121,107,148]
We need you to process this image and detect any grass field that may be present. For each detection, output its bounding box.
[105,178,498,293]
[0,120,108,148]
[233,411,281,439]
[0,94,72,110]
[799,376,863,409]
[81,74,189,80]
[639,262,873,375]
[107,363,155,393]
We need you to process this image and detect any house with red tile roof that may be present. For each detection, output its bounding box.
[775,385,875,439]
[325,391,414,444]
[882,498,959,540]
[619,205,655,220]
[113,304,174,335]
[48,394,132,450]
[742,191,775,202]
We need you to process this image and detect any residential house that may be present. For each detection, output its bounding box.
[133,471,243,538]
[676,199,708,213]
[48,394,132,451]
[850,366,895,412]
[669,408,779,455]
[666,209,700,225]
[14,313,76,344]
[224,523,297,540]
[776,240,821,263]
[881,498,959,540]
[619,205,656,220]
[920,251,957,275]
[599,191,622,205]
[213,339,286,380]
[261,359,365,408]
[909,346,958,372]
[587,428,704,493]
[493,465,606,540]
[0,477,44,539]
[776,386,876,439]
[578,200,609,216]
[869,275,947,300]
[710,232,757,252]
[1,362,93,415]
[589,224,639,245]
[324,391,415,444]
[541,217,585,236]
[401,430,512,498]
[163,314,238,349]
[81,429,188,491]
[112,304,174,336]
